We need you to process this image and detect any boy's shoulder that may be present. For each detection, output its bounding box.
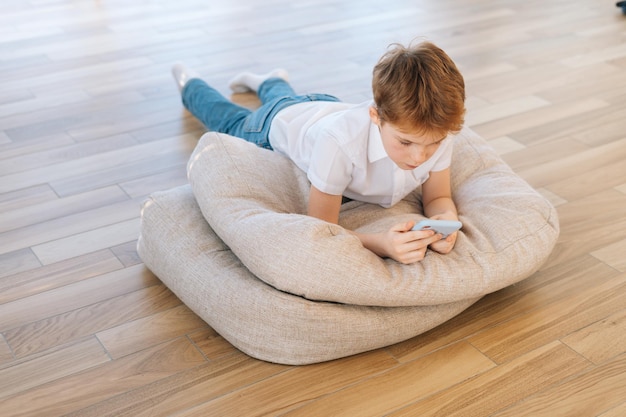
[323,100,372,120]
[311,100,373,143]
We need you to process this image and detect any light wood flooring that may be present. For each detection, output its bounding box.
[1,0,626,415]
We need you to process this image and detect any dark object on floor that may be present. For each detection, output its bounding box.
[618,1,626,14]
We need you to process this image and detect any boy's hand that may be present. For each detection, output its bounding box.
[428,231,457,254]
[381,221,443,264]
[426,214,458,255]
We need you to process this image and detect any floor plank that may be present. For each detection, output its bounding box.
[468,273,626,364]
[174,349,400,417]
[0,338,206,417]
[97,304,208,360]
[562,308,626,365]
[493,353,626,417]
[0,264,158,332]
[1,0,625,415]
[282,342,494,417]
[5,283,180,359]
[0,338,110,400]
[0,249,123,304]
[386,342,592,417]
[62,353,288,417]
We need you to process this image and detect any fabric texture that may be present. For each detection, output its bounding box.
[138,127,559,364]
[137,186,476,365]
[185,128,559,307]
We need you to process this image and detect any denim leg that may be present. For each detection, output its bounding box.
[181,78,341,149]
[181,78,251,136]
[257,78,297,104]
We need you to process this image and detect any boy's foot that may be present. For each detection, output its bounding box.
[228,68,289,93]
[172,62,201,92]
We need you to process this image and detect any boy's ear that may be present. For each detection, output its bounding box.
[369,106,381,125]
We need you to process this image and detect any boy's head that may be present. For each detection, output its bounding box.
[371,41,465,137]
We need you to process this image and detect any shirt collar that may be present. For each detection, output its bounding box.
[368,122,388,163]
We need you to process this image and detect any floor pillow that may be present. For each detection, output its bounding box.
[138,185,477,365]
[138,127,559,364]
[185,128,559,307]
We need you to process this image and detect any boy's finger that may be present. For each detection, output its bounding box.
[391,221,414,232]
[428,233,444,243]
[406,229,436,242]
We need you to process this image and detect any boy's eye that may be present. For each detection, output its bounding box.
[401,141,412,146]
[427,138,445,147]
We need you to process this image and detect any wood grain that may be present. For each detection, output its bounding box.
[468,274,626,363]
[386,342,592,417]
[493,353,626,417]
[5,284,180,359]
[0,338,206,417]
[97,304,208,359]
[562,309,626,365]
[1,0,625,415]
[175,350,400,417]
[282,342,494,417]
[0,249,123,304]
[0,338,110,400]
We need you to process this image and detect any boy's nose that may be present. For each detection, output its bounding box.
[411,146,427,163]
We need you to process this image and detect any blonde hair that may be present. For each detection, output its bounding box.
[372,41,465,135]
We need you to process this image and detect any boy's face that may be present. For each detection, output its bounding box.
[369,107,445,170]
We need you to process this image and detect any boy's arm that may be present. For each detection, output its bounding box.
[421,168,457,219]
[308,185,440,264]
[421,168,459,254]
[308,185,343,224]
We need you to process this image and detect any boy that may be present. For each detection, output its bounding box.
[173,41,465,264]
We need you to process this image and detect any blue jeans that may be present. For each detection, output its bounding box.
[181,78,340,149]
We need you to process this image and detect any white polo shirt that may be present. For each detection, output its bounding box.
[268,100,454,208]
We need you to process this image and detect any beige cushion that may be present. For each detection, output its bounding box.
[137,185,476,365]
[186,128,559,307]
[138,127,559,364]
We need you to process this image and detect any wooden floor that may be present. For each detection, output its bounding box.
[1,0,625,415]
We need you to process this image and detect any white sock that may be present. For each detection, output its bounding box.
[172,62,201,92]
[228,68,289,93]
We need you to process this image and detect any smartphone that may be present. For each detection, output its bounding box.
[411,219,462,238]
